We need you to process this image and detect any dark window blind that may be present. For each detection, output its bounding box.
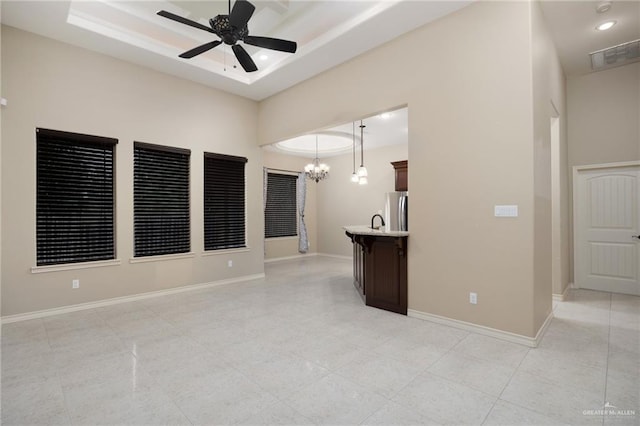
[204,153,247,251]
[265,173,297,238]
[134,142,190,257]
[36,128,117,266]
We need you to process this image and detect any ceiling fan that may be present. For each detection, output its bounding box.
[157,0,297,73]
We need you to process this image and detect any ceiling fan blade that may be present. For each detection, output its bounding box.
[157,10,215,34]
[229,0,255,29]
[179,41,222,59]
[244,36,297,53]
[232,44,258,72]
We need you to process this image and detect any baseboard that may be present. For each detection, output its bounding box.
[264,253,351,263]
[407,309,554,348]
[316,253,352,261]
[1,273,265,324]
[264,253,318,263]
[534,310,554,346]
[552,283,572,302]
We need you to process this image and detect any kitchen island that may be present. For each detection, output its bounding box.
[343,226,408,315]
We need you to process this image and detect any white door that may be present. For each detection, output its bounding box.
[575,165,640,295]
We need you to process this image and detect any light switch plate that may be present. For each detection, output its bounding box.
[494,205,518,217]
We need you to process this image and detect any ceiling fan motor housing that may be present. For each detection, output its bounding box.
[210,15,248,45]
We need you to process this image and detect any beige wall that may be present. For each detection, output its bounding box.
[1,26,264,316]
[568,63,640,167]
[566,63,640,283]
[259,1,553,338]
[0,15,3,317]
[530,1,566,327]
[262,150,318,259]
[316,143,407,257]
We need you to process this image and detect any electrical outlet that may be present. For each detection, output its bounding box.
[469,292,477,304]
[227,260,233,268]
[72,279,80,289]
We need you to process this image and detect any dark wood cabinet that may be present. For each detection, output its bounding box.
[346,231,408,315]
[391,160,408,191]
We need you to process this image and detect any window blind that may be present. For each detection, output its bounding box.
[36,128,117,266]
[265,172,297,238]
[134,142,190,257]
[204,153,247,251]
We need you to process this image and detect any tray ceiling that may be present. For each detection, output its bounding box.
[1,0,472,100]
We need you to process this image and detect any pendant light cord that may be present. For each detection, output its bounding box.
[359,120,365,167]
[352,122,356,173]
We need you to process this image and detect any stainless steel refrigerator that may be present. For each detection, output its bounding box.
[384,191,408,232]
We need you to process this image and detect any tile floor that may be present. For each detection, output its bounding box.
[1,256,638,425]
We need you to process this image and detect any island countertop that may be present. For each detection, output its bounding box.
[343,225,409,237]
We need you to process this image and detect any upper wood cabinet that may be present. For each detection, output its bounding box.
[391,160,408,191]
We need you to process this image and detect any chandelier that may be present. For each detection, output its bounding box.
[305,135,330,182]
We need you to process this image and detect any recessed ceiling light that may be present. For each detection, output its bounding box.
[259,54,269,61]
[596,21,616,31]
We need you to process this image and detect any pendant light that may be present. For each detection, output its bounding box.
[350,121,359,183]
[357,120,368,185]
[304,135,330,182]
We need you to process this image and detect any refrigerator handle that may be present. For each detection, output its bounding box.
[399,196,407,231]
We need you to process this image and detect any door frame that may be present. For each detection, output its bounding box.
[549,103,562,298]
[572,160,640,290]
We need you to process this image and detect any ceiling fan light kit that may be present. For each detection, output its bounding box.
[157,0,297,73]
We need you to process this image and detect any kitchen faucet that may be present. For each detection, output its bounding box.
[371,214,385,230]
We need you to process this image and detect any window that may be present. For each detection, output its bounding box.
[204,153,247,251]
[265,172,297,238]
[36,128,117,266]
[133,142,190,257]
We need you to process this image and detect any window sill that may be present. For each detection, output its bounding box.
[202,247,251,256]
[129,252,196,264]
[265,236,299,241]
[31,259,122,274]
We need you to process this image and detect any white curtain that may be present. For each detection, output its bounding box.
[297,172,309,253]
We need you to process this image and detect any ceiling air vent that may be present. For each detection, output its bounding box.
[590,39,640,71]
